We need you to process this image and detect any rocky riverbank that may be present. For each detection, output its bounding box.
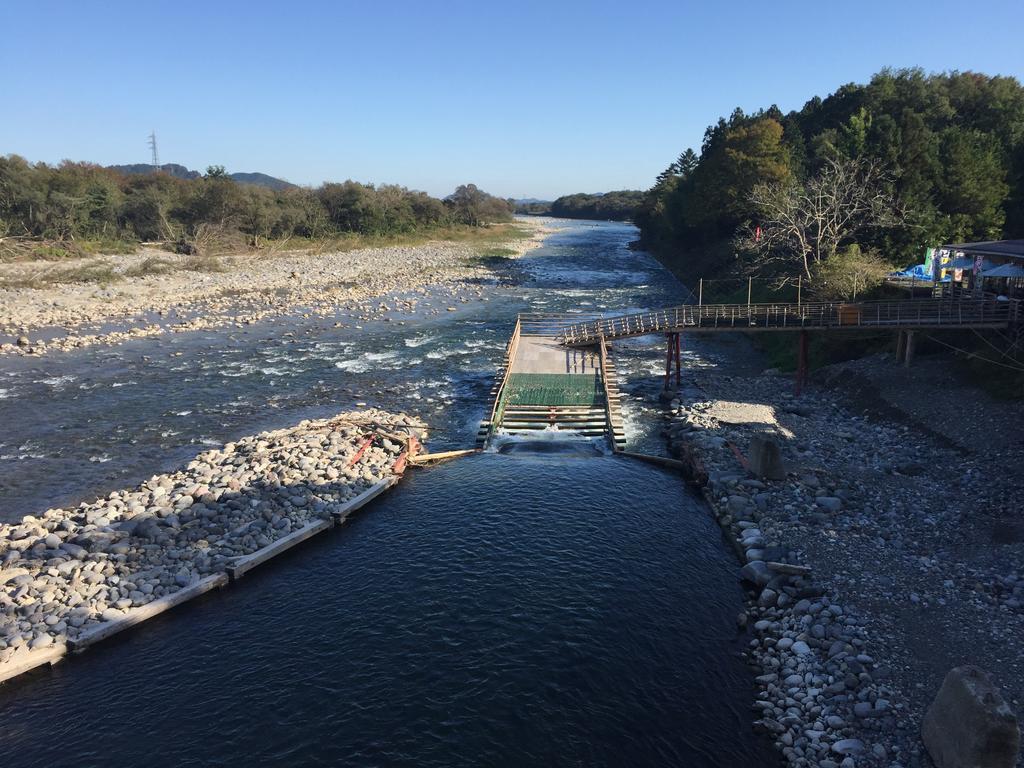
[0,220,553,356]
[0,409,424,675]
[660,335,1023,768]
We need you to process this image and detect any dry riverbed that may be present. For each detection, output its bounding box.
[0,409,424,679]
[661,335,1024,768]
[0,220,553,356]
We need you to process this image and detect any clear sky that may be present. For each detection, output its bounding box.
[2,0,1022,199]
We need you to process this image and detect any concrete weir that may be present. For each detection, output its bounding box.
[0,475,403,687]
[479,314,627,450]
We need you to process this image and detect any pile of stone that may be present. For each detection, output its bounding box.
[662,389,907,767]
[0,409,424,669]
[656,344,1024,768]
[0,223,552,356]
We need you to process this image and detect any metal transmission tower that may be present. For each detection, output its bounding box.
[148,131,160,169]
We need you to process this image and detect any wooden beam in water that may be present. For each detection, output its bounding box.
[68,573,229,652]
[0,642,67,685]
[409,448,480,464]
[617,451,688,471]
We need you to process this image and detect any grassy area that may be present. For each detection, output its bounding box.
[122,256,176,278]
[1,262,121,289]
[264,222,532,258]
[79,238,138,255]
[0,222,533,289]
[182,254,228,273]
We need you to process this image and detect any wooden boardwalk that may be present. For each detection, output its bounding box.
[478,314,627,450]
[559,297,1020,346]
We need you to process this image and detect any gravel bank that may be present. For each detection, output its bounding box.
[660,335,1023,768]
[0,220,553,356]
[0,409,424,676]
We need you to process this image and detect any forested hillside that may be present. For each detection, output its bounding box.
[637,69,1024,282]
[0,158,512,254]
[549,191,643,221]
[108,164,296,190]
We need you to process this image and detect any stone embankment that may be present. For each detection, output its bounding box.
[660,340,1024,768]
[0,221,552,356]
[0,409,424,682]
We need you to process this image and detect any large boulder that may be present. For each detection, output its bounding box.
[748,433,786,480]
[922,665,1020,768]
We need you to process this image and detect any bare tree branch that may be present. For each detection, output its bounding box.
[737,157,905,279]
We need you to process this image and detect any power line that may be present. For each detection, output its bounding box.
[923,333,1024,373]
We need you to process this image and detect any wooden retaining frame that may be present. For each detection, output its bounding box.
[330,476,399,524]
[0,473,404,687]
[597,335,627,451]
[226,520,334,581]
[67,573,229,652]
[478,316,522,445]
[0,642,68,685]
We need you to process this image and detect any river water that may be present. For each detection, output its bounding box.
[0,220,774,766]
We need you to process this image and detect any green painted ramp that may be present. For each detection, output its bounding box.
[503,373,604,407]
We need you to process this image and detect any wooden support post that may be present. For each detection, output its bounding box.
[795,330,809,396]
[895,330,906,363]
[674,333,682,387]
[904,330,916,368]
[663,333,673,391]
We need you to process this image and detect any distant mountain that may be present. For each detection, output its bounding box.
[227,172,295,191]
[107,163,296,190]
[513,198,553,215]
[109,163,200,180]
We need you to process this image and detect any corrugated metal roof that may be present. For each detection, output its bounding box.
[941,239,1024,260]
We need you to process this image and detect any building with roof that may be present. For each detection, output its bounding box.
[938,239,1024,297]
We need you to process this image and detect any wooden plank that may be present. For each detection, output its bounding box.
[0,642,67,685]
[227,519,334,580]
[330,476,399,524]
[409,448,479,464]
[618,451,688,471]
[68,573,228,652]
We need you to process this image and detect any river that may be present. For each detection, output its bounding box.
[0,220,775,766]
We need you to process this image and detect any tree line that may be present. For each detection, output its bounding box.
[549,191,643,221]
[515,190,644,220]
[0,156,513,253]
[636,69,1024,291]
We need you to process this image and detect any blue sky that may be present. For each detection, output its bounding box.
[2,0,1022,199]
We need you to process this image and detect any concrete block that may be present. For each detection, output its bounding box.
[749,433,786,480]
[922,665,1020,768]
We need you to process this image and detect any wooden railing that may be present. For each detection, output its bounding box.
[517,312,603,337]
[560,298,1018,345]
[485,316,522,438]
[596,334,618,453]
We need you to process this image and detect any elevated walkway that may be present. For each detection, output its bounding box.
[559,298,1020,346]
[478,314,626,450]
